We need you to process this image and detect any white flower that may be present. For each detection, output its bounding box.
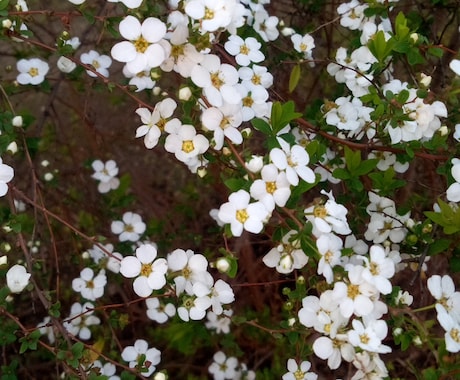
[201,103,243,150]
[270,144,315,186]
[80,50,112,77]
[16,58,49,85]
[208,351,239,380]
[316,233,343,283]
[332,265,377,318]
[6,264,30,293]
[63,302,100,340]
[145,297,176,323]
[224,35,265,66]
[291,33,315,57]
[167,248,213,295]
[447,158,460,202]
[282,359,317,380]
[119,244,168,297]
[87,243,122,273]
[313,335,355,370]
[68,0,85,4]
[122,66,156,92]
[191,54,241,107]
[90,360,119,380]
[107,0,143,8]
[136,98,177,149]
[164,124,209,164]
[437,308,460,352]
[205,309,233,334]
[217,189,270,237]
[337,0,369,30]
[91,160,120,193]
[249,163,291,211]
[253,10,279,42]
[185,0,235,32]
[37,316,55,344]
[210,279,235,315]
[0,157,14,197]
[111,15,167,73]
[111,212,146,242]
[428,274,460,320]
[262,230,308,274]
[359,245,395,295]
[304,190,351,237]
[450,59,460,76]
[348,318,392,354]
[121,339,161,377]
[12,116,23,127]
[72,268,107,301]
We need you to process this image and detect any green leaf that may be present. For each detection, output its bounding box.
[332,167,350,180]
[428,239,451,256]
[19,330,41,354]
[270,101,302,134]
[289,64,301,93]
[251,118,272,135]
[427,47,444,58]
[0,0,9,11]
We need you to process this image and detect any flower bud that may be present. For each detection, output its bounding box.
[216,257,230,273]
[57,56,77,73]
[12,115,23,127]
[420,73,432,88]
[178,86,192,101]
[410,33,419,43]
[2,19,12,29]
[245,155,263,173]
[6,141,18,154]
[439,125,448,136]
[413,336,422,346]
[393,327,403,337]
[0,255,7,265]
[197,167,207,178]
[153,87,161,96]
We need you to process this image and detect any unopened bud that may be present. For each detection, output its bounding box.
[197,167,207,178]
[393,327,403,337]
[2,19,12,29]
[439,125,448,136]
[6,141,18,154]
[413,336,422,346]
[153,87,161,96]
[420,73,432,88]
[0,255,7,265]
[178,86,192,101]
[12,115,23,127]
[216,257,230,273]
[410,33,419,43]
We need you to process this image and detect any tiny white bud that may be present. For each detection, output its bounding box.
[216,258,230,273]
[2,19,12,29]
[178,86,192,101]
[81,250,90,259]
[197,167,207,178]
[420,73,432,87]
[153,87,161,96]
[413,336,422,346]
[12,115,23,127]
[241,127,252,138]
[393,327,403,337]
[405,218,415,229]
[6,141,18,154]
[41,160,50,167]
[288,317,296,327]
[410,33,418,43]
[281,27,295,36]
[3,225,12,233]
[222,147,231,156]
[44,172,54,181]
[57,56,76,73]
[245,155,264,173]
[0,255,7,265]
[439,125,448,136]
[153,372,167,380]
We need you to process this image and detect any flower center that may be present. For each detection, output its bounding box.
[141,263,152,277]
[171,44,185,59]
[324,250,334,264]
[359,333,370,344]
[210,72,224,89]
[243,96,253,107]
[265,181,277,194]
[182,140,195,153]
[313,205,327,218]
[299,42,307,52]
[204,7,214,20]
[369,261,379,276]
[294,370,305,380]
[251,74,261,85]
[240,44,249,55]
[86,280,94,289]
[125,224,134,233]
[134,36,149,53]
[450,328,460,343]
[347,283,359,299]
[28,67,39,77]
[92,60,100,69]
[236,209,249,223]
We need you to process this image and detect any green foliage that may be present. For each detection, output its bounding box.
[289,64,301,93]
[425,199,460,235]
[57,342,85,369]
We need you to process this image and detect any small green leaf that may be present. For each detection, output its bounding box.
[428,239,451,256]
[332,168,350,180]
[289,64,301,93]
[251,118,272,135]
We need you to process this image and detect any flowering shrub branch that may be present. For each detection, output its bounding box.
[1,0,460,379]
